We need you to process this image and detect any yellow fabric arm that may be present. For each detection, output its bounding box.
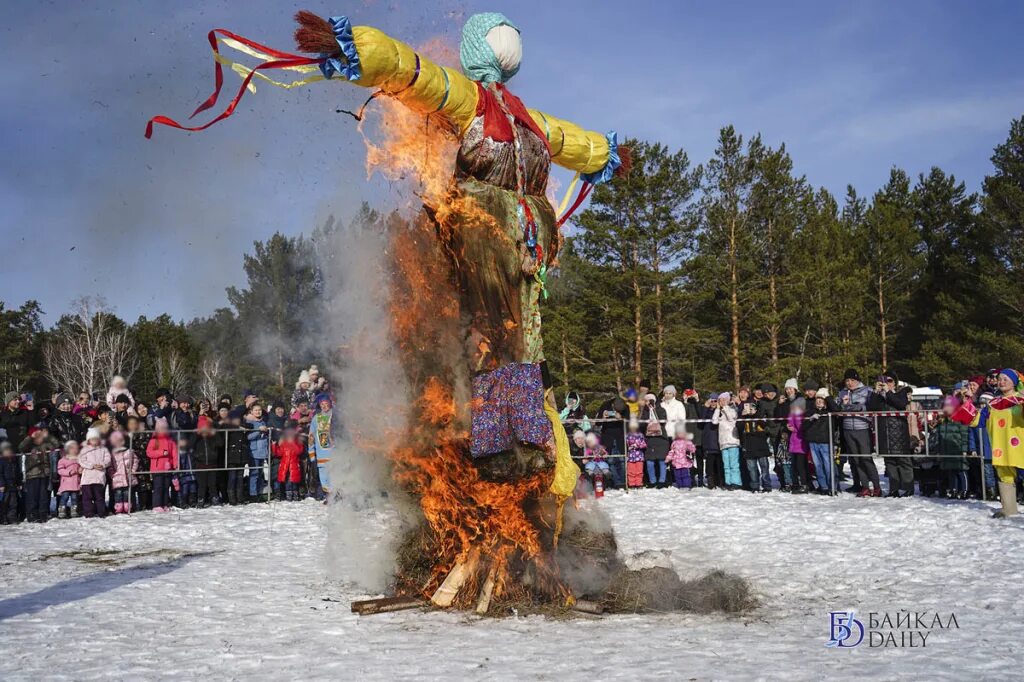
[528,110,610,175]
[350,26,478,134]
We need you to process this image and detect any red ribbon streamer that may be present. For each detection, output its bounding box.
[556,181,593,227]
[145,29,322,138]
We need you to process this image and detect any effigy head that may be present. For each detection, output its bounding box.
[460,13,521,84]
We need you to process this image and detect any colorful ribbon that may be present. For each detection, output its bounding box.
[145,29,323,138]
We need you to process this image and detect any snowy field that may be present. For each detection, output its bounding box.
[1,488,1022,681]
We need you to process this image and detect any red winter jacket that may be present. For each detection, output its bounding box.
[273,440,303,483]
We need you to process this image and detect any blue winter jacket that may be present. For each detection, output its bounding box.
[245,418,271,460]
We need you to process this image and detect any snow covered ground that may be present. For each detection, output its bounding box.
[1,489,1022,680]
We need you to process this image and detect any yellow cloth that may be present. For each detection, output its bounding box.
[545,390,580,500]
[216,25,611,175]
[349,26,610,174]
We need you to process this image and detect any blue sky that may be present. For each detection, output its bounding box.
[2,0,1022,323]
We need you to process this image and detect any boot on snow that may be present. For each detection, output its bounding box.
[993,481,1019,519]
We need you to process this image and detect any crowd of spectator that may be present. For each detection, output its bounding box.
[0,366,337,524]
[561,368,1021,505]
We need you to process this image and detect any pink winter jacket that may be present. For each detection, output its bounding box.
[57,456,82,493]
[78,444,112,486]
[146,434,178,472]
[108,447,138,489]
[665,439,696,469]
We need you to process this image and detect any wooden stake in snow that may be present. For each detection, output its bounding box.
[430,548,481,608]
[351,596,426,615]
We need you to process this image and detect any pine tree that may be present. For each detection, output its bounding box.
[858,168,923,372]
[693,126,756,390]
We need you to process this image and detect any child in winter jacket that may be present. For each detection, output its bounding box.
[107,430,137,514]
[223,409,249,505]
[932,397,970,499]
[272,426,304,501]
[665,430,697,488]
[804,389,836,494]
[712,393,742,488]
[146,418,178,512]
[786,399,810,493]
[625,420,647,488]
[582,431,610,479]
[19,425,60,523]
[56,440,82,519]
[175,434,197,508]
[79,428,112,518]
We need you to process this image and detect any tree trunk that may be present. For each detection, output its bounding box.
[878,272,888,369]
[612,346,623,395]
[652,251,665,390]
[560,333,570,389]
[729,217,741,392]
[277,346,285,389]
[631,244,643,387]
[767,218,779,368]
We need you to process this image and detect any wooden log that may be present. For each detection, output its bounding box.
[572,599,604,615]
[430,548,481,608]
[474,567,497,615]
[351,596,426,615]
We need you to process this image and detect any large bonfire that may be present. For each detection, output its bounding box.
[145,9,753,615]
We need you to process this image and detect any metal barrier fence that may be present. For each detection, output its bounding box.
[2,426,319,515]
[1,408,993,518]
[564,408,991,499]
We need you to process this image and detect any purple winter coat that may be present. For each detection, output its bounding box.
[787,412,807,455]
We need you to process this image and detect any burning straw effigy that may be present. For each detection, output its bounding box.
[148,9,754,618]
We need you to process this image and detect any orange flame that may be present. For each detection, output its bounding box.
[355,43,570,609]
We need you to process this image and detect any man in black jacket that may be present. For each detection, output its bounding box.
[192,416,224,506]
[868,372,914,497]
[0,392,35,451]
[48,393,85,445]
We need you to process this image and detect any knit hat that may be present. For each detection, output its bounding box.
[645,393,658,403]
[784,378,799,390]
[663,385,677,395]
[969,375,985,387]
[761,383,778,394]
[623,388,638,401]
[815,388,830,399]
[460,13,521,84]
[314,393,332,409]
[63,440,78,450]
[4,391,19,404]
[718,391,732,402]
[177,394,193,405]
[85,427,101,442]
[709,392,720,401]
[55,392,73,406]
[115,393,130,405]
[802,380,819,392]
[999,369,1021,389]
[843,368,861,382]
